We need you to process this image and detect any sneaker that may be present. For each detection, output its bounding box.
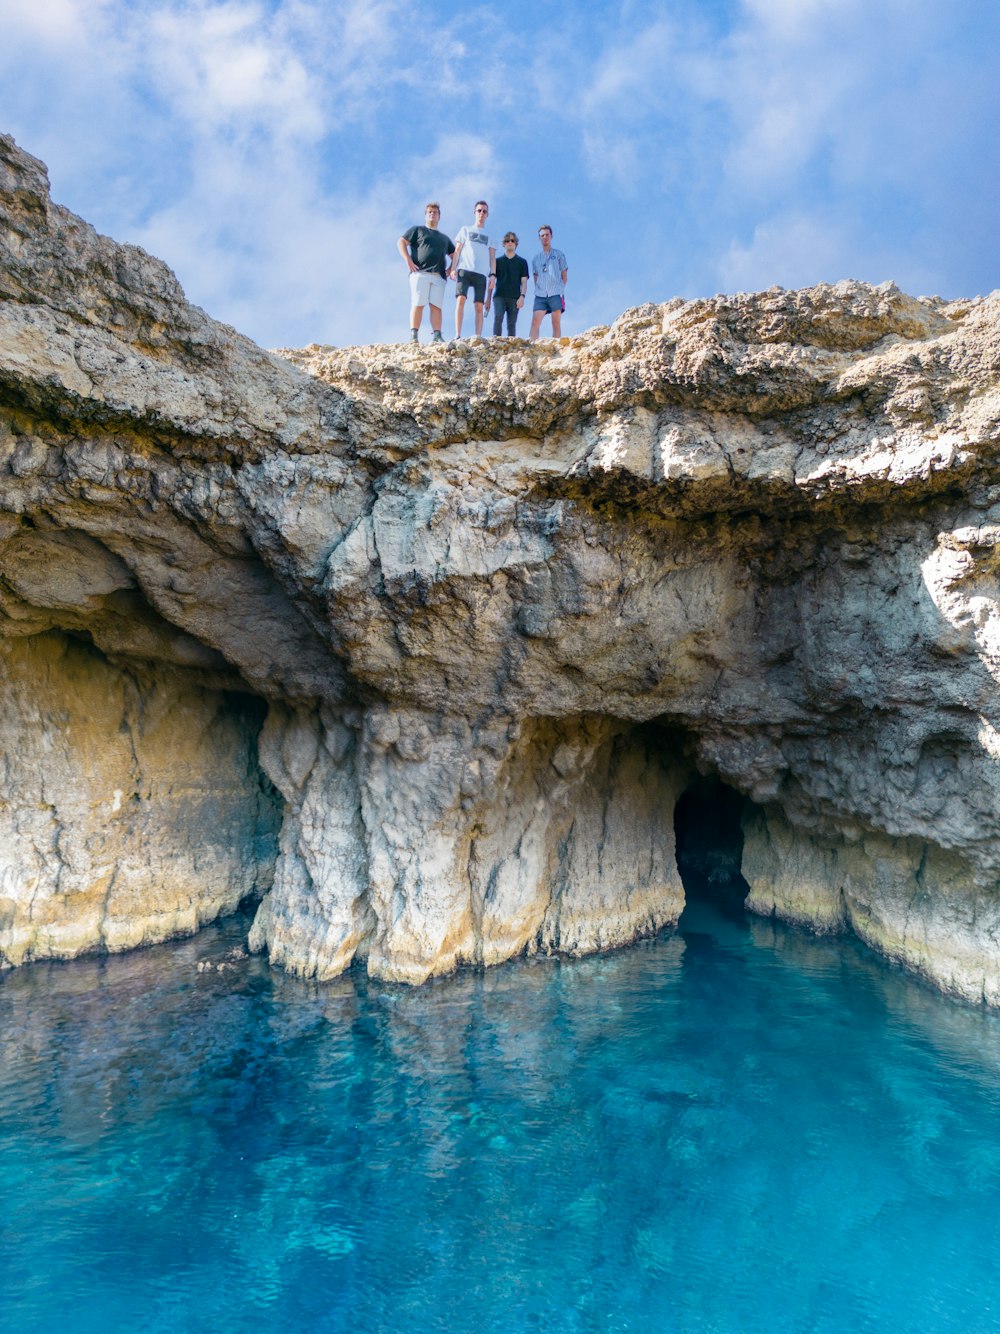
[409,329,419,343]
[431,330,444,343]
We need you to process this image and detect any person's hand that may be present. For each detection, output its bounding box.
[406,260,417,273]
[516,297,524,309]
[485,300,491,314]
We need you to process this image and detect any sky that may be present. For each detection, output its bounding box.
[1,0,998,349]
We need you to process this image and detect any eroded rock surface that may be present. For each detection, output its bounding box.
[0,632,278,964]
[4,131,1000,999]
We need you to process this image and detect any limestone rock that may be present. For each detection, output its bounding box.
[0,632,278,964]
[5,128,1000,1002]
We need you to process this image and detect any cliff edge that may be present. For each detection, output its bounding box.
[4,131,1000,1000]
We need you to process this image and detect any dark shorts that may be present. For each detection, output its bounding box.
[533,294,562,313]
[456,270,487,303]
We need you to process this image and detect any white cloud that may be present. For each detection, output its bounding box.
[719,212,858,293]
[402,136,502,226]
[144,2,326,141]
[580,21,675,119]
[566,276,639,337]
[581,128,643,194]
[139,175,404,347]
[739,0,865,41]
[0,0,101,44]
[715,0,959,195]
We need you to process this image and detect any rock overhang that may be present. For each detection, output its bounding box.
[4,128,1000,1001]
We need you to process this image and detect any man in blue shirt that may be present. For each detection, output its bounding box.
[529,225,568,341]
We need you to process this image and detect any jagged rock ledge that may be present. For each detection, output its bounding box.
[3,130,1000,1001]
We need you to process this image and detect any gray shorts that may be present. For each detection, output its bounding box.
[533,294,562,314]
[410,269,447,308]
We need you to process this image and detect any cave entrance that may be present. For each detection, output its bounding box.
[674,775,751,921]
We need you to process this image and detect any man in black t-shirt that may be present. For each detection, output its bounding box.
[491,231,529,337]
[397,203,455,344]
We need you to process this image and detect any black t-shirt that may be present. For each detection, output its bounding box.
[495,254,529,299]
[403,225,454,278]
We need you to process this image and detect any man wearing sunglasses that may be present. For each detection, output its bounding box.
[449,201,496,339]
[492,232,529,337]
[529,225,568,341]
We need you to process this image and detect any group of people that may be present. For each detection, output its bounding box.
[398,201,568,344]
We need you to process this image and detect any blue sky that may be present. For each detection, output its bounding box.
[1,0,998,348]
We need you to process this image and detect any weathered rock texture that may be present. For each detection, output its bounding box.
[0,632,278,964]
[4,131,1000,999]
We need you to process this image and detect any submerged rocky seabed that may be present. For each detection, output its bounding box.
[4,129,1000,1001]
[4,901,1000,1333]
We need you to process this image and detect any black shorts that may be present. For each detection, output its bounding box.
[456,270,487,303]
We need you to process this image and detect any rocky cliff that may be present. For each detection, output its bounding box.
[3,131,1000,1000]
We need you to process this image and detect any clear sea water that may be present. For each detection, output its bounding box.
[3,899,1000,1334]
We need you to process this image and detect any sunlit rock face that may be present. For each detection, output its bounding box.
[4,131,1000,1000]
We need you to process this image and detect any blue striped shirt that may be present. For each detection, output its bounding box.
[532,248,567,297]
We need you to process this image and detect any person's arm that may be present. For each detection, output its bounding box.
[560,253,568,285]
[449,231,464,280]
[398,235,417,273]
[484,244,496,311]
[517,259,527,307]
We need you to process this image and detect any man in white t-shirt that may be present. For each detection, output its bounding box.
[449,201,496,339]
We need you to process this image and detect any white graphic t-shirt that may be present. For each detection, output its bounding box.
[453,225,493,275]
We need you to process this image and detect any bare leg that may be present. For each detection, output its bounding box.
[410,303,424,331]
[551,309,562,337]
[529,310,544,341]
[429,302,442,332]
[473,301,484,336]
[455,294,467,338]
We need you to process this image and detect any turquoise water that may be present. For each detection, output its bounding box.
[3,901,1000,1333]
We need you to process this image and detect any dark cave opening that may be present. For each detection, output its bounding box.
[674,775,751,920]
